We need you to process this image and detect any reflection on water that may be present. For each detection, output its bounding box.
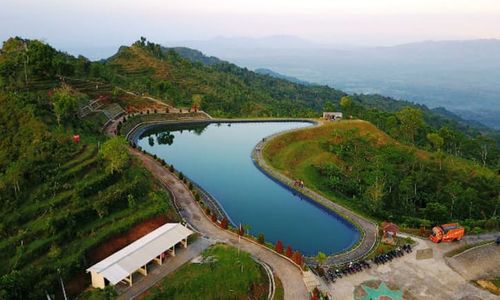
[138,122,360,256]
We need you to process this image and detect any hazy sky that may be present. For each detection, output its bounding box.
[2,0,500,56]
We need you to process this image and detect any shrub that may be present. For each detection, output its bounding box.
[195,193,201,202]
[179,172,184,180]
[285,246,293,258]
[292,251,303,266]
[257,233,265,244]
[220,218,229,229]
[188,182,193,190]
[154,109,157,113]
[153,154,157,159]
[205,207,211,215]
[169,164,174,172]
[484,218,498,230]
[275,240,284,254]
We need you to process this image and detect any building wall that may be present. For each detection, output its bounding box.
[91,271,106,289]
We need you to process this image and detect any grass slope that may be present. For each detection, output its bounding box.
[263,120,498,222]
[143,244,270,300]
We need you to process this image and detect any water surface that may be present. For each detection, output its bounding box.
[138,122,359,255]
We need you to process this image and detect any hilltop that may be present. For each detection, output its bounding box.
[263,120,499,229]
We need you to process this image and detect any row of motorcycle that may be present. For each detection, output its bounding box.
[310,244,413,284]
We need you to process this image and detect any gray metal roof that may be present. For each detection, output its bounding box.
[87,223,193,285]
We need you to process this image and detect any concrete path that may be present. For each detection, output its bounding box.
[324,235,497,299]
[117,237,214,300]
[130,148,310,300]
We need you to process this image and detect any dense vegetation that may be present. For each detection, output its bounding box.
[0,38,177,299]
[144,244,270,300]
[0,35,499,298]
[264,120,499,231]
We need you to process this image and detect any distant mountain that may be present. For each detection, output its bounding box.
[174,38,500,129]
[164,46,225,66]
[255,68,311,85]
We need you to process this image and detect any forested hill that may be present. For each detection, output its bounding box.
[0,36,499,298]
[107,39,496,135]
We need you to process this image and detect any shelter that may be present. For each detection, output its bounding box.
[323,112,343,121]
[87,223,193,288]
[382,222,399,237]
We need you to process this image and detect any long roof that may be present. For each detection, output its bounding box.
[87,223,193,285]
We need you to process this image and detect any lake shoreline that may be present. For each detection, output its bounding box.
[124,116,376,261]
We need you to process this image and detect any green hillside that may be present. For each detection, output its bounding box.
[263,120,499,230]
[0,38,178,299]
[0,36,499,298]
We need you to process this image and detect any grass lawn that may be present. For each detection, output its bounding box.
[143,244,270,300]
[262,120,382,221]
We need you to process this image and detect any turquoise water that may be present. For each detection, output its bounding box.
[137,122,360,256]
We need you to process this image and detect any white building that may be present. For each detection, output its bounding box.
[87,223,193,288]
[323,112,343,121]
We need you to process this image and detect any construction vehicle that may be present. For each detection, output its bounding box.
[429,223,464,243]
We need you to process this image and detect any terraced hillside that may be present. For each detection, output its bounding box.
[0,138,178,297]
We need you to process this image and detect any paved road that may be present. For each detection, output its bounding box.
[130,148,310,300]
[328,234,497,300]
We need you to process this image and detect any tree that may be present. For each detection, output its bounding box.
[427,132,445,169]
[292,251,303,266]
[443,182,463,219]
[363,181,385,214]
[427,133,444,151]
[220,218,229,229]
[339,96,353,116]
[424,202,448,224]
[285,245,293,258]
[315,252,327,265]
[257,233,265,244]
[51,87,78,125]
[275,240,284,254]
[191,94,202,112]
[100,136,130,174]
[396,107,424,144]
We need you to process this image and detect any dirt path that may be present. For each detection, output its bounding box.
[130,148,310,300]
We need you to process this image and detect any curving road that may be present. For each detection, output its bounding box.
[130,148,310,300]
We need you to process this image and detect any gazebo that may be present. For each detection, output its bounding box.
[381,221,399,244]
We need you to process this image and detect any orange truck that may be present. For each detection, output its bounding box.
[429,223,465,243]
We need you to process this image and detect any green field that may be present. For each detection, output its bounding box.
[144,244,272,300]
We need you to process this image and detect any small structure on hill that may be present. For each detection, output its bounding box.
[87,223,193,289]
[323,112,343,121]
[381,221,399,245]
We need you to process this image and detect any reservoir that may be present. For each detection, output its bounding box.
[137,121,360,256]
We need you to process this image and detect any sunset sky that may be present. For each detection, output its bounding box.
[2,0,500,52]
